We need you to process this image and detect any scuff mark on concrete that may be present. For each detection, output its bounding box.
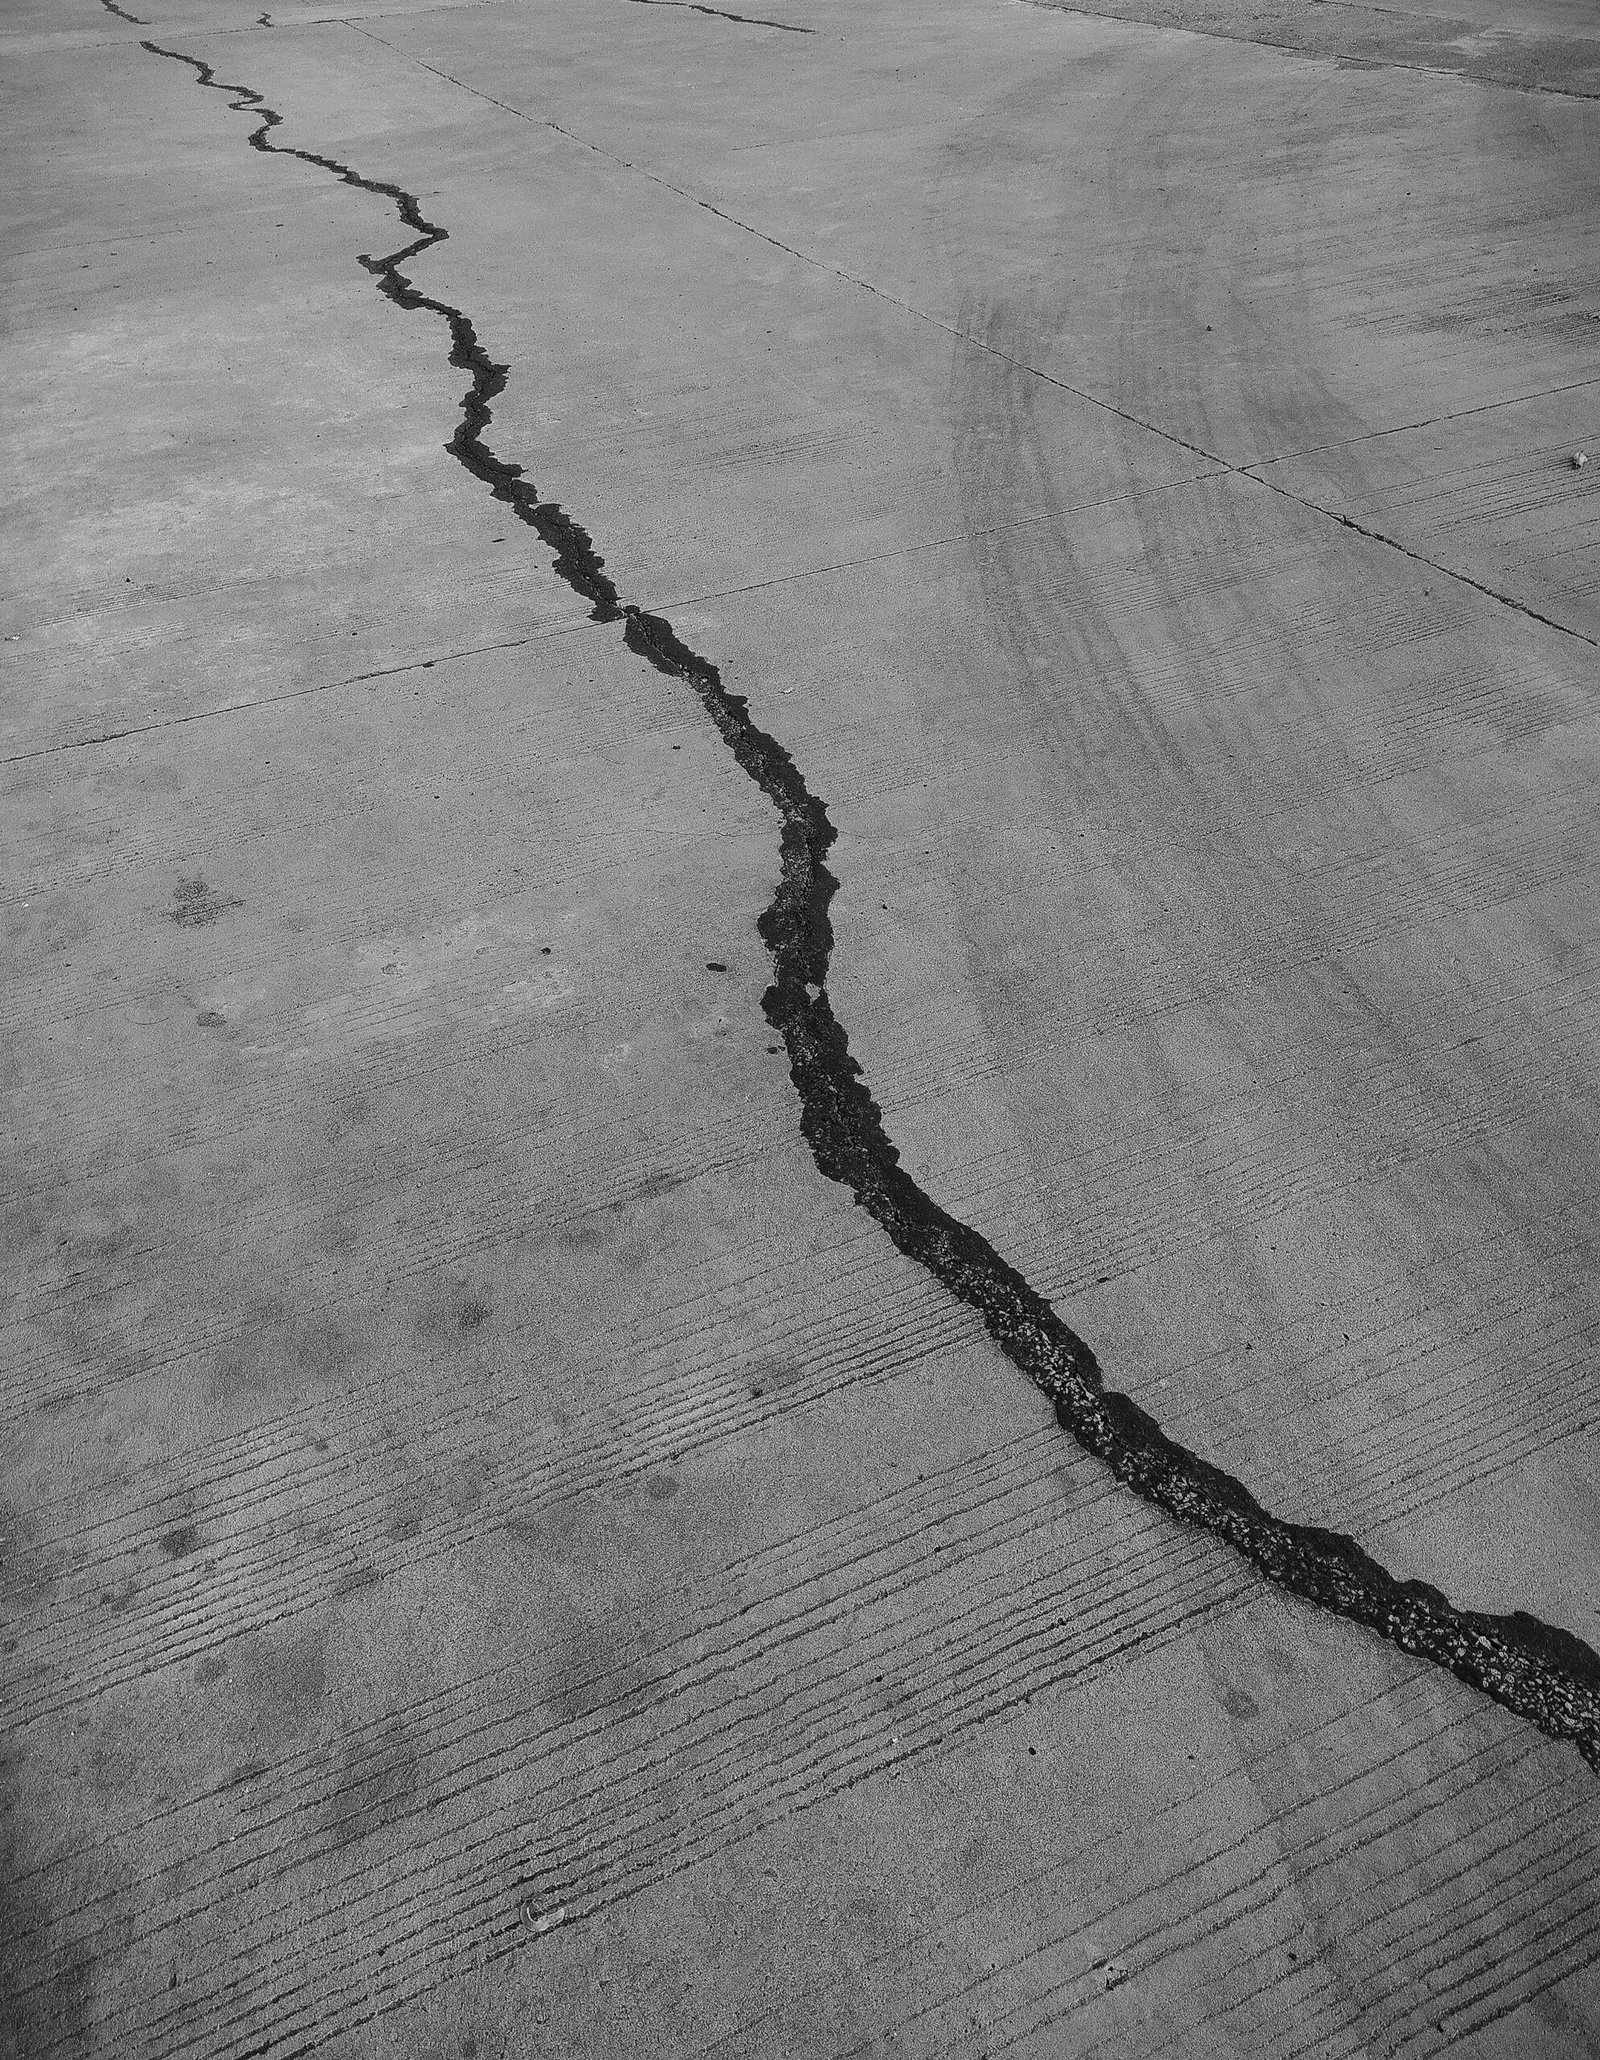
[167,874,242,927]
[138,38,1600,1772]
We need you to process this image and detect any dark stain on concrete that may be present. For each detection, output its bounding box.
[503,1489,593,1560]
[0,1777,96,2060]
[386,1497,427,1543]
[36,1939,95,2059]
[317,1717,422,1848]
[210,1302,354,1402]
[212,1625,330,1751]
[167,875,241,927]
[415,1280,494,1342]
[542,1619,657,1729]
[443,1457,487,1516]
[747,1356,806,1400]
[0,1501,59,1611]
[158,1523,201,1559]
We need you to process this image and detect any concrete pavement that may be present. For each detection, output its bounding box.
[4,0,1599,2053]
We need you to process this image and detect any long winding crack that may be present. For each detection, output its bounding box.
[140,38,1600,1772]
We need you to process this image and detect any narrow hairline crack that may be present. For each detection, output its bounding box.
[0,620,601,765]
[625,0,816,33]
[1251,473,1598,648]
[1240,373,1600,470]
[344,21,1598,653]
[137,37,1600,1777]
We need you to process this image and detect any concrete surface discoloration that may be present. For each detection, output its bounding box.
[4,0,1599,2054]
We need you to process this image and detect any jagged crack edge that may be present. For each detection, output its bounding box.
[141,37,1600,1774]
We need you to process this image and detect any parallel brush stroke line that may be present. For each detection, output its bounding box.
[139,38,1600,1773]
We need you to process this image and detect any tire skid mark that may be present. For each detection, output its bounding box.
[134,36,1600,1781]
[325,20,1600,654]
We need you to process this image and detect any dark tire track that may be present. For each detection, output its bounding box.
[138,38,1600,1773]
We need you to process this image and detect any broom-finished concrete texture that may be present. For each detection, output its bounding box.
[3,0,1598,2053]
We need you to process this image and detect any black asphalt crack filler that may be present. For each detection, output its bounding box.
[140,38,1600,1773]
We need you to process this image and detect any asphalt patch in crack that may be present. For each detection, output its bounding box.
[139,38,1600,1773]
[100,0,149,19]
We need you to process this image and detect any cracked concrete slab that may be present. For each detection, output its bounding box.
[4,0,1599,2055]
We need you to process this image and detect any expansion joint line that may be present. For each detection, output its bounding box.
[1240,468,1600,649]
[140,39,1600,1780]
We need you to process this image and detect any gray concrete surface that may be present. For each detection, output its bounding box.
[3,0,1599,2053]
